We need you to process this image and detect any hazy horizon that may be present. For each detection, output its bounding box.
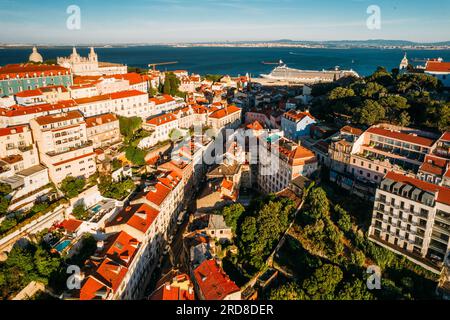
[1,0,449,45]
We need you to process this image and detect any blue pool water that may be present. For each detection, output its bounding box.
[91,204,102,214]
[54,240,71,253]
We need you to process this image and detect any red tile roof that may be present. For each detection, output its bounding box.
[80,231,140,300]
[85,113,118,128]
[0,125,27,137]
[15,89,43,98]
[145,183,172,207]
[426,61,450,73]
[0,100,78,117]
[149,94,175,105]
[106,73,147,85]
[34,110,83,126]
[246,121,264,131]
[150,274,195,300]
[385,171,450,206]
[193,260,240,300]
[208,105,241,119]
[366,127,435,147]
[420,155,448,176]
[61,219,83,233]
[74,90,146,105]
[157,171,182,190]
[0,64,71,80]
[341,125,363,136]
[439,132,450,142]
[283,110,315,122]
[108,203,159,234]
[146,113,177,126]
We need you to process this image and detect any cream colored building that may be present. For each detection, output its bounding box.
[57,47,127,76]
[208,105,242,130]
[0,125,49,200]
[369,171,450,274]
[30,111,96,184]
[258,136,318,194]
[85,113,121,149]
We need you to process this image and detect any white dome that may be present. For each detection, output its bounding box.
[29,46,43,63]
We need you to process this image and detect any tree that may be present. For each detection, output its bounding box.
[306,187,329,220]
[119,116,142,140]
[0,182,12,216]
[358,99,385,126]
[360,82,387,98]
[302,264,343,300]
[221,204,245,233]
[328,87,355,100]
[337,279,374,300]
[98,175,135,200]
[125,146,146,166]
[438,104,450,132]
[334,205,352,233]
[269,282,305,300]
[60,176,85,199]
[34,245,61,279]
[163,76,172,94]
[72,204,88,220]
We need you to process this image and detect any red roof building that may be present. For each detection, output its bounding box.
[193,260,241,300]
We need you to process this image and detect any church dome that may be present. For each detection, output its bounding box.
[29,46,43,63]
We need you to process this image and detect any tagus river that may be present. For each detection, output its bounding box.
[1,46,450,77]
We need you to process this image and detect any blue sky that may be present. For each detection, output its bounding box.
[0,0,449,44]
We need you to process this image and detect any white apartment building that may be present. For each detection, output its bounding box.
[74,90,150,119]
[0,90,149,128]
[69,83,99,99]
[130,171,184,239]
[369,171,450,273]
[0,125,49,200]
[14,85,71,107]
[30,111,96,184]
[140,113,179,148]
[149,94,180,115]
[85,113,121,149]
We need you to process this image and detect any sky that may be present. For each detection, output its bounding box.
[0,0,449,44]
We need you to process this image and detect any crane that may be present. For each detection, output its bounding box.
[148,61,178,71]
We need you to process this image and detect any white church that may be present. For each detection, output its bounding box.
[57,47,127,76]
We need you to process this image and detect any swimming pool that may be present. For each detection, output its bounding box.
[54,240,71,253]
[91,204,102,214]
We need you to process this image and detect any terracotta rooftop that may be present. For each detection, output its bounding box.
[426,60,450,73]
[0,125,27,137]
[385,171,450,206]
[0,64,71,80]
[208,105,241,119]
[366,127,435,147]
[193,260,240,300]
[85,113,118,128]
[34,110,83,126]
[107,203,159,234]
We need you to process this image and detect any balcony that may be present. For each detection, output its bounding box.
[46,140,93,157]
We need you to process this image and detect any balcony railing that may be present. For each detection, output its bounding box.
[46,140,93,157]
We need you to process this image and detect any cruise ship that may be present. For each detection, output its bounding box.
[260,61,359,84]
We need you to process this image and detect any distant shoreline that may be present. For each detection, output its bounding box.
[1,40,450,51]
